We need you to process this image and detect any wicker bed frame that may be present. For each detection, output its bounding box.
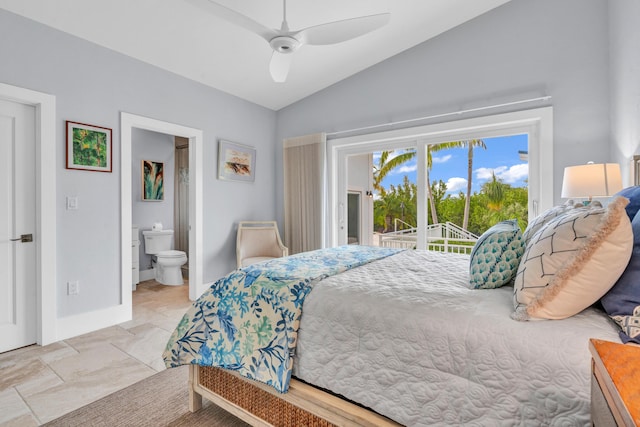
[188,365,402,426]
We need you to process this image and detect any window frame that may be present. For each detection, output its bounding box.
[327,107,553,248]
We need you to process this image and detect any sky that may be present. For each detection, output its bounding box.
[374,134,529,195]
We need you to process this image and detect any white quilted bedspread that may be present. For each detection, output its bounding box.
[292,250,621,426]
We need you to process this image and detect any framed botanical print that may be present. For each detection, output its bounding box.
[142,160,164,201]
[66,121,112,172]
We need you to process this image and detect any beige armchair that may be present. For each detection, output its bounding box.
[236,221,288,268]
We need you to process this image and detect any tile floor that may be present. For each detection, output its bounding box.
[0,280,192,426]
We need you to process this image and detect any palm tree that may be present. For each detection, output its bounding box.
[374,143,463,225]
[425,158,437,224]
[483,172,506,211]
[425,141,464,223]
[462,139,486,230]
[373,186,392,232]
[373,150,415,193]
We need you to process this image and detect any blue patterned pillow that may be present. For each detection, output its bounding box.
[469,219,525,289]
[600,206,640,344]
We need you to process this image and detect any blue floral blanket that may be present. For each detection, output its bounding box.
[162,245,401,392]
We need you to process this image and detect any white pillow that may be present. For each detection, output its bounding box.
[521,199,577,246]
[513,196,633,320]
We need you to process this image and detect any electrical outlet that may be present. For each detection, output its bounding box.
[67,281,79,295]
[66,196,78,210]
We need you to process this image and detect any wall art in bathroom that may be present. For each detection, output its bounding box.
[217,139,256,182]
[142,160,164,201]
[65,121,112,172]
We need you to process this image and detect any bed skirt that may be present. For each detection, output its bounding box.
[188,365,401,427]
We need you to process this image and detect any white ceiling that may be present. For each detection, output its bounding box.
[0,0,511,111]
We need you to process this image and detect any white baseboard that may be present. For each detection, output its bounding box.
[139,269,155,282]
[56,303,132,342]
[55,279,213,341]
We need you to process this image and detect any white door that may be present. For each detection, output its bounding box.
[0,99,36,353]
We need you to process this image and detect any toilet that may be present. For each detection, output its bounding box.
[142,229,188,286]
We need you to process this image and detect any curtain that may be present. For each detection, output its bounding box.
[174,137,189,256]
[283,133,326,254]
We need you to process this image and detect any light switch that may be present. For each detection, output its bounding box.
[67,281,79,295]
[66,196,78,210]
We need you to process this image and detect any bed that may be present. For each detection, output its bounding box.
[163,195,640,426]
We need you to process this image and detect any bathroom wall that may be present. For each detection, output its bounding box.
[131,128,176,275]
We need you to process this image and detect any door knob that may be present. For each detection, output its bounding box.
[10,234,33,243]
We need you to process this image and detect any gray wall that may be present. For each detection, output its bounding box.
[0,9,277,317]
[2,0,635,320]
[609,0,640,179]
[275,0,612,227]
[132,129,175,270]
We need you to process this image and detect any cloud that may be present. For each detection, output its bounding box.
[387,156,417,175]
[475,164,528,184]
[476,166,505,180]
[498,164,528,183]
[432,154,452,164]
[446,177,467,193]
[396,164,417,174]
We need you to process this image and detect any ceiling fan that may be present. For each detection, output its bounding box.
[189,0,390,82]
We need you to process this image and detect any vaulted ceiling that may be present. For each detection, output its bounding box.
[0,0,511,110]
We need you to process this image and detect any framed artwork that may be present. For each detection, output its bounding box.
[218,140,256,182]
[66,121,112,172]
[142,160,164,201]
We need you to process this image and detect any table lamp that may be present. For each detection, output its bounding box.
[561,162,622,204]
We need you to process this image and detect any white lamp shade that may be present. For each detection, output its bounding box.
[561,163,623,199]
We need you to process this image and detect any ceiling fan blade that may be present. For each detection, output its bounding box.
[269,51,293,83]
[296,12,390,46]
[187,0,277,41]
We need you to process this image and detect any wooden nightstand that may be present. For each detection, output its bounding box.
[589,339,640,426]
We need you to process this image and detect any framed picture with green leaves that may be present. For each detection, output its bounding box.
[142,160,164,201]
[66,121,112,172]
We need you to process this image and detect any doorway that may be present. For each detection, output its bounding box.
[121,113,204,304]
[347,190,362,245]
[327,107,554,248]
[174,137,190,278]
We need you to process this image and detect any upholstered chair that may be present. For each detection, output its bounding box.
[236,221,288,268]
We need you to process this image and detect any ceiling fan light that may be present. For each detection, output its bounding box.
[269,36,299,54]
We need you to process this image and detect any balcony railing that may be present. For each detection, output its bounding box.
[379,221,478,254]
